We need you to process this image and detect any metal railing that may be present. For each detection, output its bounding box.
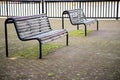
[0,1,42,17]
[0,0,119,19]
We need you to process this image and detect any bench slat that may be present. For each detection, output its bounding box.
[14,14,51,39]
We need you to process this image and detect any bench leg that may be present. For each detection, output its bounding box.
[62,14,64,29]
[84,24,87,36]
[97,20,99,31]
[5,23,9,57]
[39,41,42,59]
[77,25,79,30]
[66,33,69,46]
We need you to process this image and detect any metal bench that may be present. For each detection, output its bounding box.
[5,14,68,59]
[62,8,99,36]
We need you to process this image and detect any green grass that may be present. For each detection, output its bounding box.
[69,30,93,36]
[11,43,62,59]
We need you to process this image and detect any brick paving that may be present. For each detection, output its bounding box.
[0,19,120,80]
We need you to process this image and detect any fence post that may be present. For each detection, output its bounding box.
[6,0,8,17]
[42,0,44,13]
[116,1,119,20]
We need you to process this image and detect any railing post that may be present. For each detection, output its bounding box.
[116,1,119,20]
[6,0,8,17]
[45,2,47,14]
[38,1,41,14]
[42,0,44,13]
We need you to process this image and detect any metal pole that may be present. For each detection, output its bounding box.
[39,1,41,14]
[39,41,42,59]
[6,0,8,17]
[42,0,44,13]
[116,1,119,20]
[84,24,87,36]
[97,20,99,31]
[77,25,79,30]
[66,33,69,46]
[62,15,64,29]
[45,1,47,14]
[5,21,8,57]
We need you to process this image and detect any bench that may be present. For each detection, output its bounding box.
[62,8,99,36]
[5,14,68,59]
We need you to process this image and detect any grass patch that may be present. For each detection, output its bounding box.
[11,43,62,59]
[69,30,93,36]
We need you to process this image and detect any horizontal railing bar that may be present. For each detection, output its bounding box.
[1,0,118,2]
[48,17,119,18]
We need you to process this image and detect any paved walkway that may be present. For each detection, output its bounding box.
[0,19,120,80]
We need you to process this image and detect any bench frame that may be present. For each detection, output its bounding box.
[62,8,99,36]
[5,14,68,59]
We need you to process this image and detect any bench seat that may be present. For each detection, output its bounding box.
[26,29,67,43]
[72,19,97,25]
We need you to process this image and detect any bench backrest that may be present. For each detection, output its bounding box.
[64,9,86,25]
[7,14,51,40]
